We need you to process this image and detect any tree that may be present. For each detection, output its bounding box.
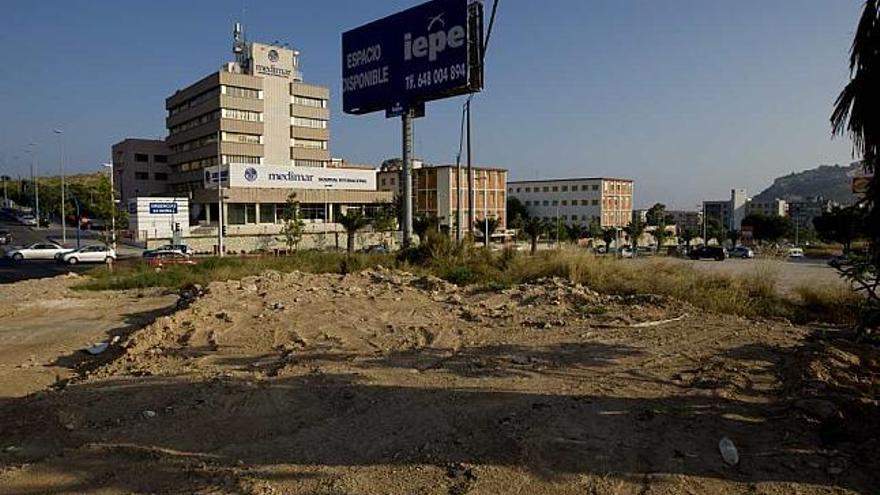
[727,229,741,247]
[506,197,529,228]
[564,223,586,245]
[522,217,545,255]
[832,0,880,267]
[680,226,697,248]
[413,214,439,242]
[625,217,646,250]
[278,192,306,251]
[742,214,792,243]
[587,217,603,240]
[813,206,866,253]
[602,227,617,249]
[705,218,724,245]
[372,204,397,233]
[646,203,667,226]
[652,221,670,251]
[338,208,370,254]
[475,217,501,247]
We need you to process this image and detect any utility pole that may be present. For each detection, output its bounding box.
[54,129,66,244]
[216,131,224,256]
[483,171,489,246]
[28,143,40,228]
[466,97,473,241]
[401,109,414,247]
[102,162,117,251]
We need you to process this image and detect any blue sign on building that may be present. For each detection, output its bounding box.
[149,202,179,215]
[342,0,483,115]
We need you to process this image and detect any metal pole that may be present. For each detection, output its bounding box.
[455,155,462,243]
[402,110,414,247]
[109,161,116,252]
[217,131,224,256]
[483,172,489,246]
[55,129,66,244]
[466,98,473,240]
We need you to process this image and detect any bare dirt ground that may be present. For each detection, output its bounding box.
[0,268,878,494]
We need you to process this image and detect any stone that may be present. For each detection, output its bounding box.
[794,399,842,421]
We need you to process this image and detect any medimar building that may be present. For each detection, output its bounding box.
[163,23,391,239]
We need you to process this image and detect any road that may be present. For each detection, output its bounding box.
[0,213,140,284]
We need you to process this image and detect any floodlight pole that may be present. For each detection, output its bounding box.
[401,109,414,247]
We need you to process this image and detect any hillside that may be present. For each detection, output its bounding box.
[755,162,863,204]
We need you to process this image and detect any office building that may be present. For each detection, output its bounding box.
[747,198,787,217]
[111,139,172,205]
[508,178,634,228]
[667,210,703,233]
[703,188,749,231]
[161,23,391,239]
[378,163,508,233]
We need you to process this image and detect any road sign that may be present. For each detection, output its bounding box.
[853,176,873,194]
[342,0,484,115]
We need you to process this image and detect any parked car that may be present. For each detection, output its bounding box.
[688,246,727,261]
[618,246,634,258]
[0,230,11,245]
[144,251,198,267]
[4,242,73,261]
[59,245,116,265]
[828,254,851,268]
[16,214,37,226]
[143,244,192,257]
[728,246,754,259]
[787,247,805,258]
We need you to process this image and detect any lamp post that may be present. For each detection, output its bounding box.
[54,129,66,244]
[102,163,117,252]
[27,143,40,228]
[216,131,224,257]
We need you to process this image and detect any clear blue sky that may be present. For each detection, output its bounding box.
[0,0,865,208]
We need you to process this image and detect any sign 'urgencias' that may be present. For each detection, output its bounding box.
[342,0,484,115]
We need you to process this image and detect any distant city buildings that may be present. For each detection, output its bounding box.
[703,189,749,232]
[746,198,787,218]
[507,178,634,228]
[111,139,171,205]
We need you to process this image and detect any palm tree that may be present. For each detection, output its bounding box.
[652,222,670,252]
[625,217,646,253]
[413,214,439,242]
[522,217,545,255]
[564,223,586,245]
[338,209,370,254]
[832,0,879,266]
[475,217,501,246]
[602,227,617,250]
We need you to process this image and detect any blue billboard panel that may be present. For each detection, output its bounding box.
[342,0,483,115]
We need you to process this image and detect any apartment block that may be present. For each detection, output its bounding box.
[508,178,634,228]
[703,188,749,231]
[378,163,508,233]
[747,198,787,217]
[111,139,172,205]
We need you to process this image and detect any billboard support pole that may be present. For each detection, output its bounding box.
[466,97,473,241]
[402,109,414,247]
[217,131,224,257]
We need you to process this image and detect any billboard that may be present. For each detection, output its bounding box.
[149,202,180,215]
[342,0,483,115]
[204,164,377,191]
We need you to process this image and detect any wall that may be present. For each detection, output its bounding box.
[145,229,398,254]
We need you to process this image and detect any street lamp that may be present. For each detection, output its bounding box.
[54,129,66,244]
[102,162,117,252]
[27,143,40,228]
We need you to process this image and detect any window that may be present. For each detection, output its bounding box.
[561,200,568,206]
[508,188,513,193]
[294,159,325,168]
[135,172,149,180]
[170,110,221,135]
[542,200,549,206]
[134,154,149,162]
[524,201,531,206]
[228,203,257,225]
[223,132,261,144]
[542,186,549,192]
[154,173,168,181]
[581,200,589,206]
[292,95,327,108]
[524,187,531,193]
[224,86,261,99]
[154,155,168,163]
[380,178,386,186]
[593,185,599,191]
[223,155,261,165]
[221,108,262,122]
[562,215,568,221]
[516,188,521,193]
[259,204,275,224]
[292,139,327,150]
[552,200,559,206]
[592,200,599,206]
[292,116,327,129]
[552,186,558,192]
[562,186,568,192]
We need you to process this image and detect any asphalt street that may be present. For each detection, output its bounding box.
[0,213,129,284]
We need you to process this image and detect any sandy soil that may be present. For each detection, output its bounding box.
[0,268,877,494]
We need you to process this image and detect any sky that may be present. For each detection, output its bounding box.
[0,0,866,209]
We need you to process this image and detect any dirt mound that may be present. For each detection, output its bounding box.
[0,270,877,494]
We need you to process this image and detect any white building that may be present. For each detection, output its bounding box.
[128,197,191,241]
[508,177,634,228]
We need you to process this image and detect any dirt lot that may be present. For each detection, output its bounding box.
[0,269,877,494]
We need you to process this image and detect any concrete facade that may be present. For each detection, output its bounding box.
[111,139,172,205]
[508,178,634,228]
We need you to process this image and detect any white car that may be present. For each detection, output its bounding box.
[60,245,117,265]
[788,247,805,258]
[5,242,73,261]
[16,215,37,226]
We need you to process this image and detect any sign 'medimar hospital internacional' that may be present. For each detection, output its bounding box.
[342,0,485,245]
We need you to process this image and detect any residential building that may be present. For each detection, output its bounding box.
[667,210,703,233]
[111,139,172,204]
[703,188,749,231]
[747,198,787,217]
[508,178,634,228]
[161,23,391,237]
[378,163,508,233]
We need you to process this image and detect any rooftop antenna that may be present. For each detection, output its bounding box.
[233,21,249,68]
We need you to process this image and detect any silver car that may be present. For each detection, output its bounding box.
[5,242,74,261]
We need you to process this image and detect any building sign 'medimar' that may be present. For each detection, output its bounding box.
[206,164,377,191]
